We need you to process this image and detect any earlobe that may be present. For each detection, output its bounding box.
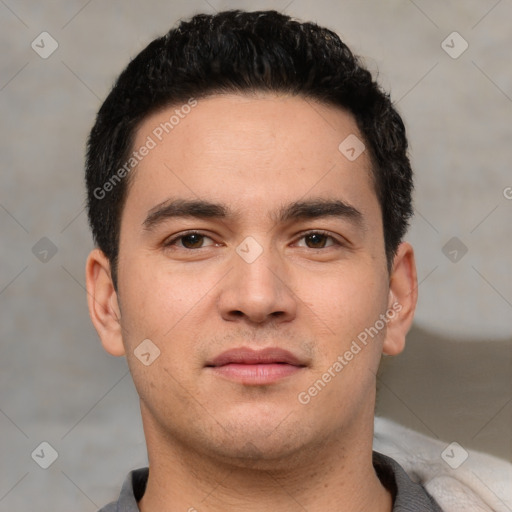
[382,242,418,356]
[85,249,125,356]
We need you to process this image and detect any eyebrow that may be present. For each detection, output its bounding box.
[142,197,363,231]
[275,198,363,225]
[143,199,229,231]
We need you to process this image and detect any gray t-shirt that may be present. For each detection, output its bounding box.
[98,451,443,511]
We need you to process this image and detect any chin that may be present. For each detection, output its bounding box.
[203,413,317,467]
[211,437,305,471]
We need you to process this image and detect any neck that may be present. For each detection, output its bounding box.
[138,406,392,512]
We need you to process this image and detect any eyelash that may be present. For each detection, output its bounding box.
[163,230,218,249]
[163,230,342,249]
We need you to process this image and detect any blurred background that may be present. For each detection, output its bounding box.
[1,0,511,510]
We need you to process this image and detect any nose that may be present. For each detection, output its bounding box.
[217,243,297,326]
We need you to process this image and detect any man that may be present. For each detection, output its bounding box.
[85,9,441,511]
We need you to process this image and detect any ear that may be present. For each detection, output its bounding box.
[382,242,418,356]
[85,248,125,356]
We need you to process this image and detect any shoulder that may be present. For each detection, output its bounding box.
[96,467,149,512]
[374,417,512,511]
[373,451,443,511]
[97,503,117,512]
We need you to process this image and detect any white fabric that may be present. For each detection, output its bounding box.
[374,417,512,512]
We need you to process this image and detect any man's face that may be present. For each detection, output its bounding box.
[94,93,411,465]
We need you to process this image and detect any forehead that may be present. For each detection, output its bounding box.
[125,93,378,225]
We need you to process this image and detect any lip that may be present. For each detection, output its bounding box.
[205,347,307,385]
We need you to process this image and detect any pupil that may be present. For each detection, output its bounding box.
[183,234,203,248]
[307,234,325,248]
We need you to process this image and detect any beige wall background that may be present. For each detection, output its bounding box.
[1,0,511,510]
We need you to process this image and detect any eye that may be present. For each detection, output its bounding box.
[164,231,216,249]
[295,231,338,249]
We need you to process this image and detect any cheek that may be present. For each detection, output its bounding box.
[118,255,215,347]
[300,270,388,411]
[299,264,388,337]
[118,261,212,403]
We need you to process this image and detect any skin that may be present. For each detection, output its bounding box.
[86,93,417,512]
